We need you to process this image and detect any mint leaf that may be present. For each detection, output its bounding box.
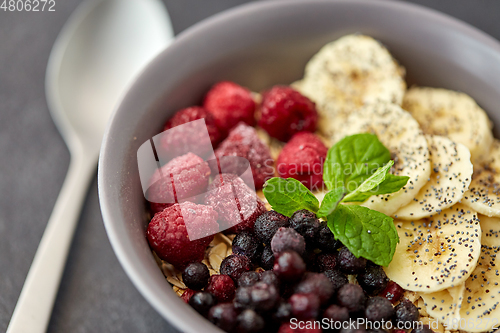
[323,133,391,192]
[327,204,399,266]
[263,178,319,217]
[342,161,409,202]
[317,187,346,217]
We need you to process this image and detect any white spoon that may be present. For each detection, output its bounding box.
[7,1,173,332]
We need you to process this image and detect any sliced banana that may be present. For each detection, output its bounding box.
[420,283,466,325]
[384,204,481,293]
[295,34,406,137]
[463,140,500,217]
[332,103,431,216]
[395,135,473,220]
[403,87,493,164]
[479,214,500,247]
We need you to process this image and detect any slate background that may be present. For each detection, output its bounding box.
[1,0,499,332]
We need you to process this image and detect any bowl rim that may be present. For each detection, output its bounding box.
[98,0,500,332]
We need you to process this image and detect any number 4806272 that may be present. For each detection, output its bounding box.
[1,0,56,11]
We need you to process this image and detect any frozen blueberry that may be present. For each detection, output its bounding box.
[260,246,275,270]
[232,231,262,263]
[237,309,265,333]
[394,299,419,324]
[182,262,210,291]
[294,273,333,305]
[338,247,367,274]
[220,254,252,282]
[323,304,350,322]
[357,265,389,296]
[411,325,434,333]
[365,296,394,321]
[289,293,320,320]
[254,210,290,244]
[239,271,261,287]
[314,253,337,272]
[271,227,306,256]
[273,250,306,282]
[315,224,342,252]
[273,299,292,322]
[208,303,238,332]
[324,269,349,293]
[260,270,279,288]
[337,283,366,313]
[189,292,216,317]
[289,209,321,241]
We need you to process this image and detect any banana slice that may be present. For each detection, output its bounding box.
[463,140,500,217]
[479,214,500,247]
[384,204,481,293]
[295,34,406,138]
[332,103,431,216]
[403,87,493,164]
[420,283,466,325]
[395,136,473,220]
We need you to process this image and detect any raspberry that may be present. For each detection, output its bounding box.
[238,271,261,287]
[277,133,327,190]
[271,227,306,256]
[259,85,318,142]
[289,209,321,242]
[338,247,367,274]
[381,281,404,304]
[204,173,266,234]
[220,254,252,282]
[365,296,394,321]
[254,211,290,244]
[189,292,216,317]
[394,299,419,324]
[182,262,210,290]
[206,274,236,302]
[180,289,196,303]
[260,246,274,270]
[336,283,366,313]
[294,273,333,305]
[289,293,320,320]
[273,250,306,282]
[161,106,224,158]
[232,231,262,263]
[148,153,211,214]
[357,265,389,296]
[146,202,218,269]
[208,303,238,332]
[237,309,265,333]
[315,224,342,252]
[323,304,349,322]
[314,253,337,272]
[214,123,274,189]
[278,321,322,333]
[203,81,256,132]
[323,269,349,294]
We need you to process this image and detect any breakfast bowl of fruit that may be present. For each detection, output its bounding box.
[98,0,500,332]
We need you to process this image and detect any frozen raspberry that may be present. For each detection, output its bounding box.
[394,299,419,324]
[220,254,252,282]
[289,293,320,320]
[148,153,211,215]
[294,273,333,305]
[146,202,218,269]
[273,250,306,282]
[204,173,266,233]
[180,289,196,303]
[357,265,389,296]
[206,274,236,302]
[214,123,274,189]
[260,246,274,270]
[338,247,367,274]
[277,133,327,190]
[208,303,238,332]
[314,253,337,272]
[238,271,261,287]
[365,296,394,322]
[323,304,349,322]
[381,281,404,304]
[204,81,257,133]
[232,231,262,263]
[271,227,306,256]
[182,262,210,290]
[289,209,321,242]
[189,292,216,317]
[278,321,322,333]
[259,85,318,142]
[237,309,265,333]
[254,211,290,244]
[161,106,224,158]
[324,269,349,294]
[337,283,366,313]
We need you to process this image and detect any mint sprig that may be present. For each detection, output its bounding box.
[263,133,409,266]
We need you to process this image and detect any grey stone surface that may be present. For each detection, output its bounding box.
[0,0,499,332]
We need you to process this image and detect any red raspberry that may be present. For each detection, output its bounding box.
[203,81,256,132]
[146,202,218,269]
[215,123,274,189]
[278,321,323,333]
[148,153,211,215]
[161,106,224,158]
[180,289,196,303]
[277,132,327,191]
[381,281,405,304]
[204,173,266,234]
[259,85,318,142]
[206,274,236,302]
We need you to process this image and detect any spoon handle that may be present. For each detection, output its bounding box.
[7,154,96,333]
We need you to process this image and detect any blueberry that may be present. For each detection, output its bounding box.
[260,270,279,288]
[338,247,367,274]
[337,283,366,313]
[289,209,321,241]
[365,296,394,321]
[394,299,419,324]
[357,265,389,296]
[234,286,253,310]
[182,262,210,291]
[289,293,320,319]
[254,210,289,244]
[238,271,261,287]
[294,273,333,305]
[232,231,262,263]
[323,304,350,322]
[208,303,238,332]
[411,325,434,333]
[271,227,306,256]
[316,224,342,252]
[273,250,306,282]
[189,292,215,317]
[220,254,252,282]
[273,299,292,322]
[260,246,274,270]
[315,252,337,272]
[249,282,279,312]
[236,309,265,333]
[324,269,349,293]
